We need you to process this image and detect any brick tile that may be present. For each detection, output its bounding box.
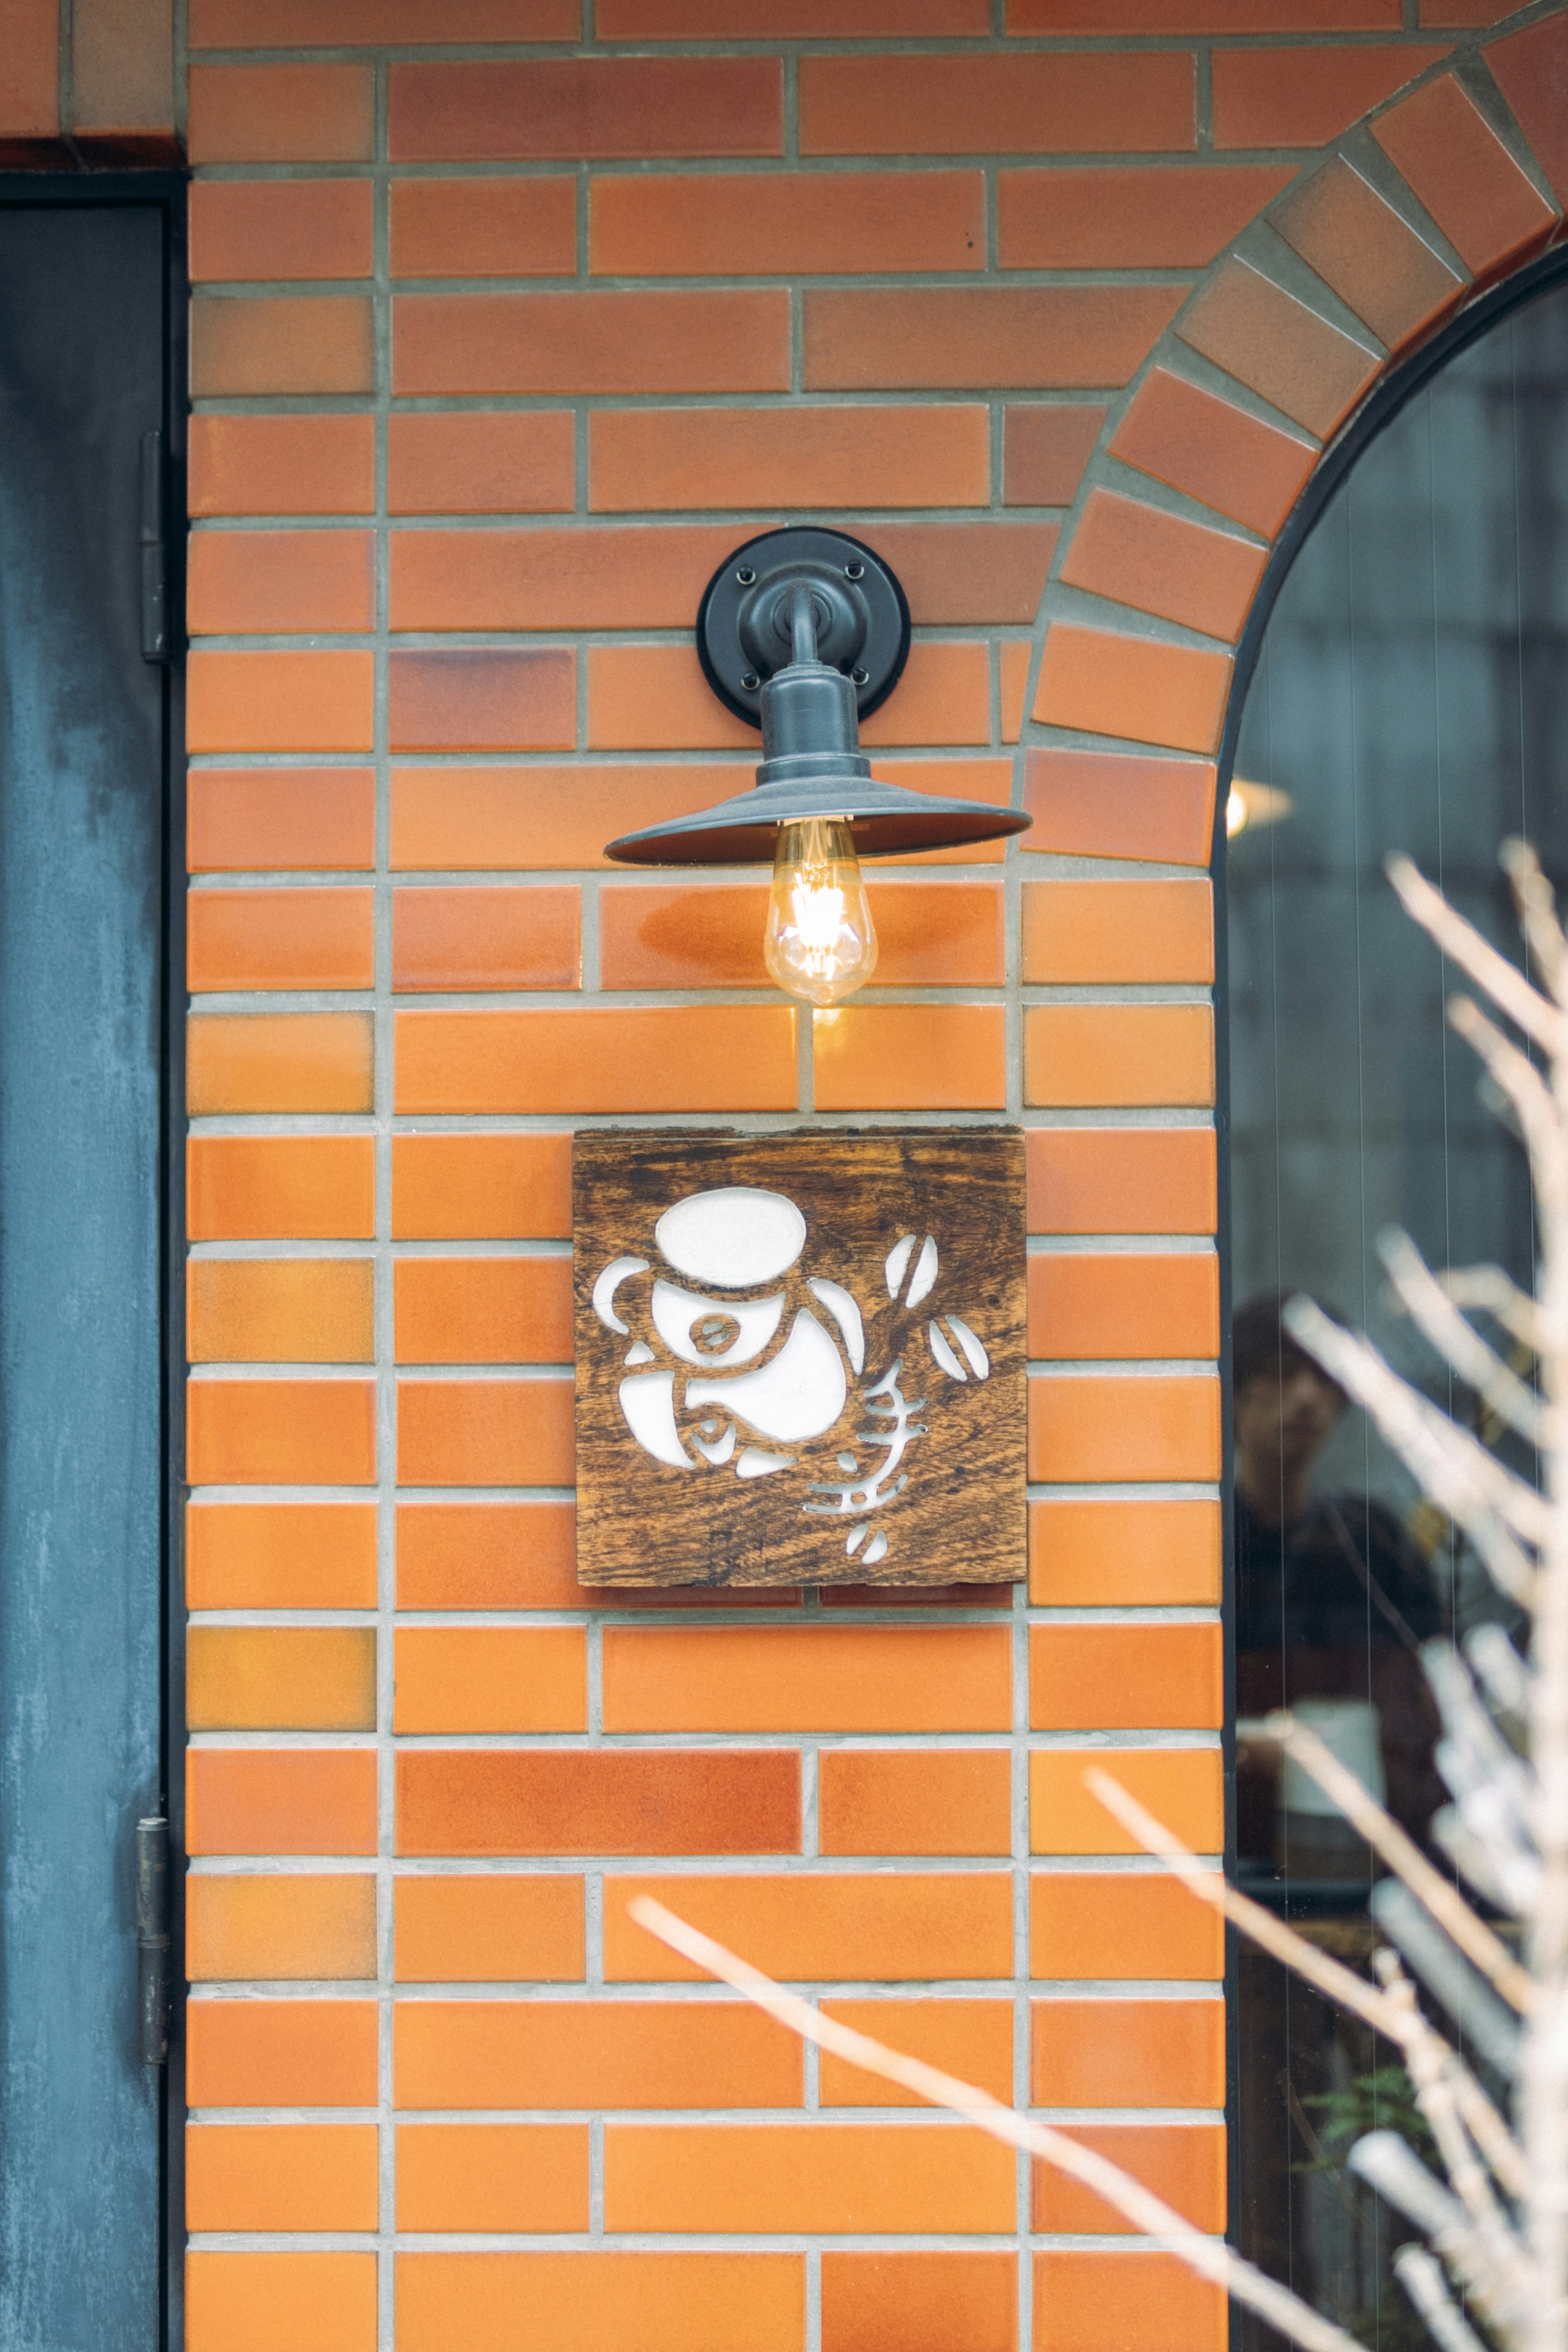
[820,1999,1013,2107]
[602,1626,1012,1733]
[190,180,373,283]
[1033,1996,1223,2107]
[187,2123,379,2232]
[1177,259,1379,439]
[394,1876,585,1982]
[1033,2251,1225,2352]
[591,170,985,275]
[395,2125,590,2233]
[1029,1748,1223,1855]
[870,522,1058,624]
[1022,879,1214,984]
[823,2252,1017,2352]
[822,1582,1011,1611]
[1031,1872,1223,1982]
[818,1749,1011,1858]
[395,1999,800,2110]
[0,0,55,152]
[1031,2122,1225,2230]
[1271,157,1463,351]
[188,1625,377,1731]
[600,0,988,22]
[604,1873,1011,1980]
[192,295,374,396]
[1109,365,1317,539]
[393,1628,587,1732]
[187,2253,376,2352]
[187,63,374,162]
[1025,1129,1217,1238]
[187,1012,373,1113]
[1011,0,1399,19]
[1028,1251,1220,1360]
[858,643,991,746]
[1030,1623,1223,1730]
[397,1750,802,1857]
[392,885,580,990]
[1028,1372,1221,1479]
[804,285,1186,392]
[390,523,735,630]
[395,2255,804,2352]
[390,177,577,278]
[186,1502,379,1609]
[388,649,575,755]
[1488,14,1568,209]
[187,886,374,991]
[579,645,770,752]
[1212,44,1450,149]
[1025,1005,1215,1108]
[395,289,787,396]
[1034,624,1230,755]
[190,416,376,519]
[186,1998,378,2106]
[391,1135,571,1240]
[187,650,375,754]
[390,58,784,161]
[189,1138,374,1245]
[606,2121,1015,2233]
[1003,406,1106,507]
[813,1006,1006,1112]
[394,1007,797,1114]
[387,412,575,514]
[187,1376,377,1484]
[396,1375,573,1486]
[1372,72,1558,277]
[800,52,1193,155]
[187,769,376,871]
[394,1499,788,1612]
[1022,746,1217,865]
[1000,164,1289,268]
[1029,1498,1222,1606]
[187,1873,377,1981]
[1000,640,1031,745]
[1059,490,1265,641]
[190,0,578,35]
[599,881,1004,990]
[188,530,374,635]
[187,1748,378,1856]
[395,1256,571,1365]
[590,404,989,511]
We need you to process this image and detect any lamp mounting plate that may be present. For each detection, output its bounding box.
[697,526,911,728]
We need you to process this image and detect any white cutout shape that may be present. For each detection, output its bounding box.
[656,1186,805,1287]
[884,1234,915,1295]
[651,1278,784,1369]
[929,1321,967,1383]
[807,1277,864,1374]
[593,1255,650,1334]
[617,1368,692,1468]
[686,1308,846,1446]
[624,1340,655,1367]
[736,1446,795,1478]
[946,1315,989,1379]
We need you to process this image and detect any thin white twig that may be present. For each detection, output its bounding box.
[1381,1229,1550,1447]
[1388,854,1566,1057]
[1395,2244,1496,2352]
[1500,838,1567,1004]
[1439,1266,1544,1353]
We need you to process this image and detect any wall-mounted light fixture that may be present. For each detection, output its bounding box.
[605,528,1033,1007]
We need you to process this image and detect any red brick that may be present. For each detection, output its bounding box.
[600,0,987,22]
[1489,14,1568,209]
[1034,2251,1225,2352]
[1003,407,1105,508]
[396,2254,804,2352]
[800,52,1194,156]
[394,290,788,396]
[1025,1129,1217,1236]
[387,651,575,754]
[390,525,735,632]
[190,416,376,519]
[1028,1374,1222,1481]
[804,286,1187,392]
[823,2254,1016,2352]
[387,413,575,516]
[188,531,374,636]
[392,886,580,991]
[584,645,771,753]
[191,0,577,36]
[396,1378,573,1486]
[600,881,1003,990]
[189,181,374,284]
[187,1748,378,1857]
[390,58,783,161]
[0,0,57,151]
[591,405,990,513]
[859,643,991,748]
[1371,73,1558,278]
[1212,43,1450,150]
[813,1006,1006,1112]
[858,524,1057,625]
[1177,260,1379,440]
[1000,165,1289,268]
[396,1007,796,1114]
[187,64,374,163]
[1060,490,1265,642]
[187,652,374,755]
[592,171,985,276]
[1108,366,1317,539]
[192,296,374,397]
[1011,0,1395,20]
[396,1749,801,1857]
[1270,157,1463,352]
[1034,624,1231,756]
[187,771,376,873]
[390,178,577,278]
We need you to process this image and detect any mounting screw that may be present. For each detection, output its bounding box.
[851,666,869,686]
[741,670,760,690]
[735,566,756,585]
[844,561,864,579]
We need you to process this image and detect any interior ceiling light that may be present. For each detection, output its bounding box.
[604,527,1032,1006]
[1226,777,1295,838]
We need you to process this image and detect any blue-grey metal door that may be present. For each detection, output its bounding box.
[0,194,180,2349]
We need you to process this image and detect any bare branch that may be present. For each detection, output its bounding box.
[1448,1000,1568,1220]
[1395,2244,1497,2352]
[1501,838,1567,1004]
[1439,1267,1544,1353]
[1352,2133,1529,2341]
[1388,854,1566,1057]
[1381,1229,1550,1448]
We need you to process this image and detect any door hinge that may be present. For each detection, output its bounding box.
[136,1816,171,2067]
[139,431,168,664]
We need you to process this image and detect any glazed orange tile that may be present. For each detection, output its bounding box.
[387,411,575,514]
[187,768,375,873]
[1060,490,1266,644]
[395,1998,800,2111]
[604,1873,1010,1982]
[188,1137,376,1244]
[1022,880,1213,986]
[1029,1499,1223,1608]
[392,1627,587,1733]
[1027,1253,1220,1361]
[1029,1374,1221,1482]
[606,2121,1014,2234]
[188,1627,377,1731]
[186,1873,377,1982]
[187,1259,374,1363]
[395,2125,590,2233]
[187,2123,379,2231]
[395,2253,803,2352]
[1024,1129,1217,1238]
[602,1626,1011,1734]
[186,1501,379,1608]
[1033,2251,1225,2352]
[186,62,374,161]
[388,648,575,754]
[1024,1006,1214,1109]
[1029,1624,1223,1732]
[390,764,751,871]
[1372,71,1557,278]
[813,1006,1005,1113]
[1175,259,1379,442]
[599,882,1004,990]
[398,1749,801,1858]
[1270,158,1463,354]
[190,296,375,397]
[823,2252,1016,2352]
[187,650,375,754]
[591,169,984,276]
[189,417,376,519]
[1031,2123,1225,2232]
[1032,1997,1224,2108]
[589,403,990,513]
[817,1749,1011,1858]
[998,163,1289,269]
[394,1874,585,1983]
[394,1007,796,1114]
[187,1012,374,1112]
[189,529,375,635]
[391,1134,571,1240]
[395,1500,577,1606]
[1022,747,1217,866]
[186,1378,376,1486]
[819,2000,1012,2107]
[587,644,774,751]
[395,1376,573,1486]
[186,2252,376,2352]
[1029,1748,1223,1857]
[1033,623,1231,757]
[1031,1873,1223,1984]
[1004,405,1105,507]
[394,1256,572,1365]
[392,886,581,990]
[187,1747,378,1856]
[185,1998,378,2106]
[390,176,577,277]
[1107,365,1316,541]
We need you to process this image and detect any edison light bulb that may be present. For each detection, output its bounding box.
[764,816,878,1007]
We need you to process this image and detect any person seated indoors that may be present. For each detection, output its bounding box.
[1232,1292,1446,1880]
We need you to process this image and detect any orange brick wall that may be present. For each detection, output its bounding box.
[176,6,1568,2351]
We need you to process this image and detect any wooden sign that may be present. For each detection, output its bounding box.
[574,1128,1025,1588]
